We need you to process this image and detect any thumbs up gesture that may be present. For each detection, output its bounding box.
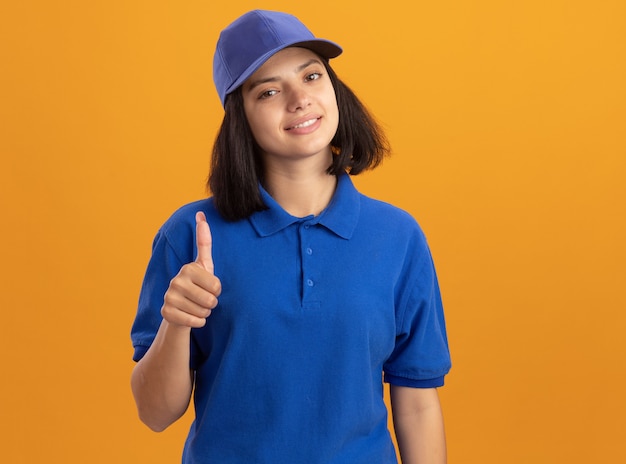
[161,212,222,328]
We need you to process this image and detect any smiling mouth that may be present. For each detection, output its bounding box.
[287,118,319,130]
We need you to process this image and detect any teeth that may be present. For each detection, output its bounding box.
[291,118,317,129]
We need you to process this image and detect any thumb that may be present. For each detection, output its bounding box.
[195,211,214,273]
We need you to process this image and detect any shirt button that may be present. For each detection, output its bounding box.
[306,247,313,255]
[304,225,310,229]
[307,279,314,287]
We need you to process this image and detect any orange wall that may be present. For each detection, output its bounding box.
[1,1,625,462]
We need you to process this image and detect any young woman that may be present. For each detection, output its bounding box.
[131,9,451,464]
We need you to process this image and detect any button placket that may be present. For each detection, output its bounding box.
[300,222,317,304]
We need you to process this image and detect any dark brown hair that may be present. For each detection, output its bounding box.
[208,60,390,221]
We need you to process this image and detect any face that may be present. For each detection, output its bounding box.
[241,47,339,168]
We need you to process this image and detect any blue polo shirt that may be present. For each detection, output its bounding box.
[131,174,451,464]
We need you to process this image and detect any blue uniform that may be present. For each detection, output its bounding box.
[131,174,451,463]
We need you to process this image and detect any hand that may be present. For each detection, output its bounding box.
[161,212,222,328]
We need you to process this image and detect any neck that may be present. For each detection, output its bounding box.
[263,156,338,217]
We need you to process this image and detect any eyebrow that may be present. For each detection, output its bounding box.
[245,58,323,93]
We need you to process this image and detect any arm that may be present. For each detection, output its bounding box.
[390,385,447,464]
[131,321,194,432]
[131,212,221,432]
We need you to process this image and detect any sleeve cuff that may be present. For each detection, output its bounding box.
[132,345,149,362]
[384,372,445,388]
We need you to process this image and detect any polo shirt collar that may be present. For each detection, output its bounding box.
[249,173,360,240]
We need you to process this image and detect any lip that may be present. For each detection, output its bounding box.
[285,114,322,132]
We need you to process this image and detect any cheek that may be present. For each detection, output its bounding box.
[327,100,340,134]
[245,114,278,154]
[244,109,270,145]
[246,117,262,142]
[325,87,340,131]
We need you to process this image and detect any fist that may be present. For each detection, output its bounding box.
[161,212,222,328]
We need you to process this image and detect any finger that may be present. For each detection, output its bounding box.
[195,211,214,273]
[162,300,211,329]
[168,270,219,311]
[163,289,213,320]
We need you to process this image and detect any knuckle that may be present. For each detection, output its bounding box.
[168,276,184,292]
[206,294,218,309]
[191,316,208,328]
[211,278,222,296]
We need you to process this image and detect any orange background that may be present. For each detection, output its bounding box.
[1,1,625,462]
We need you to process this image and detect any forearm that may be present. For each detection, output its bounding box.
[391,386,447,464]
[131,320,194,432]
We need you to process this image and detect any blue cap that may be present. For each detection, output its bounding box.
[213,10,343,107]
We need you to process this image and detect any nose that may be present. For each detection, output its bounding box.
[286,85,311,112]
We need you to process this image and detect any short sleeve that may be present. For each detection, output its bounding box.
[130,229,187,362]
[383,248,451,388]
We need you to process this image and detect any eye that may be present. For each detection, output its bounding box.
[305,72,322,82]
[259,89,278,99]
